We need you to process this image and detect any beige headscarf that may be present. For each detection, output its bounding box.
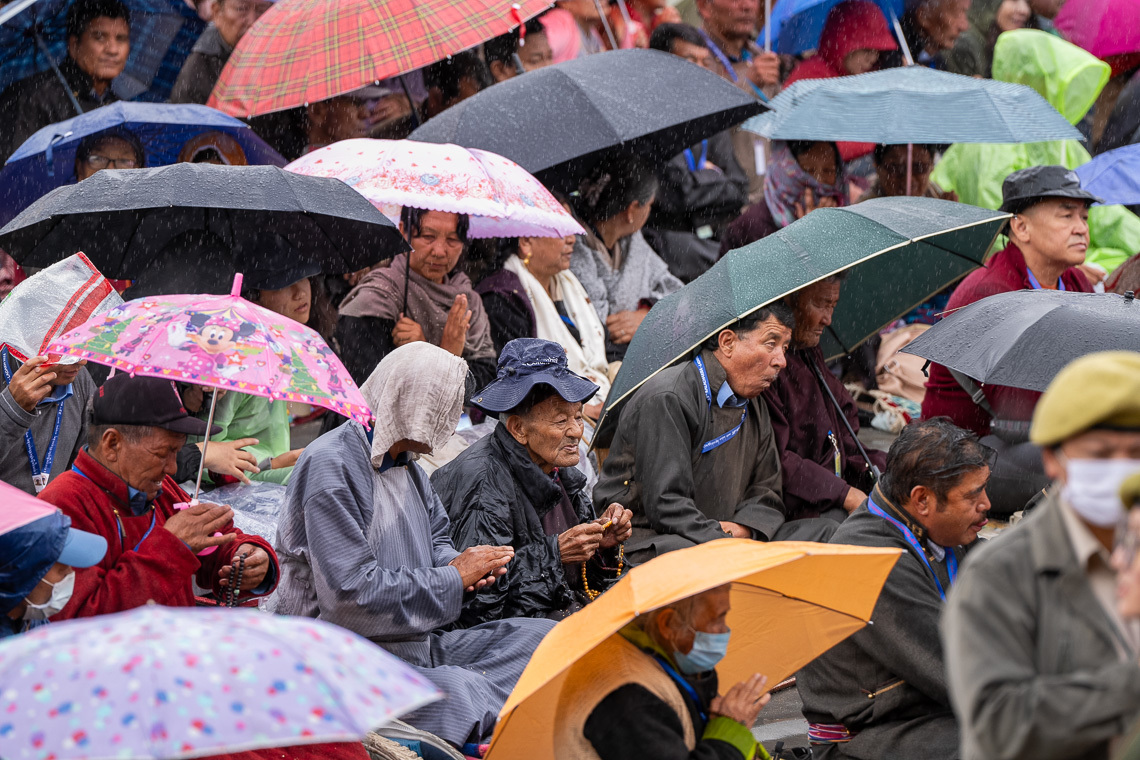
[360,342,468,468]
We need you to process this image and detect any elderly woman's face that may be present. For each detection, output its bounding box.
[405,211,465,284]
[508,395,585,473]
[1114,508,1140,619]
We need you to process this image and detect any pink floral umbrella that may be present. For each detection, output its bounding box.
[286,139,585,239]
[46,274,369,498]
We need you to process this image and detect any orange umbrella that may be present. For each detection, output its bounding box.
[486,539,902,759]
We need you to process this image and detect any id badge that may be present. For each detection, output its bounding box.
[32,472,49,493]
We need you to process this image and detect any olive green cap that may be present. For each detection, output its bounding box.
[1030,351,1140,447]
[1122,472,1140,509]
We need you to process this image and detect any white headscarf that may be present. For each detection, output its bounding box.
[360,343,468,468]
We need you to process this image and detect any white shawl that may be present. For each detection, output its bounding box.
[504,254,612,404]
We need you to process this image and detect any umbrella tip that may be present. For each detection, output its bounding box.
[1126,290,1135,303]
[231,273,244,297]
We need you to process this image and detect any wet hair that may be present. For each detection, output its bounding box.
[67,0,130,39]
[788,140,841,171]
[648,23,708,54]
[75,129,146,171]
[702,302,796,351]
[872,143,935,166]
[423,50,493,101]
[574,152,660,226]
[400,206,471,245]
[784,272,850,306]
[880,417,995,507]
[484,18,547,67]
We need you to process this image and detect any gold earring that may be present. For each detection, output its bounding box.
[520,246,532,267]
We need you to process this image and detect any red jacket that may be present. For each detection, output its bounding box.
[921,242,1093,436]
[38,448,279,619]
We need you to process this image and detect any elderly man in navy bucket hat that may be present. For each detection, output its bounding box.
[433,338,633,627]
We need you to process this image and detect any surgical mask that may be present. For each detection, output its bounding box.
[1062,458,1140,528]
[673,628,731,675]
[22,571,75,621]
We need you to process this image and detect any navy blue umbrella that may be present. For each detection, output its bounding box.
[1075,144,1140,207]
[0,102,286,226]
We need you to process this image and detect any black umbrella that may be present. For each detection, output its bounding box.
[902,289,1140,392]
[0,163,409,279]
[409,49,767,189]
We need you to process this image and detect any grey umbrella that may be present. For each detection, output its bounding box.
[742,66,1082,145]
[901,289,1140,392]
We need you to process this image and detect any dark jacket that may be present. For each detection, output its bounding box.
[0,56,121,162]
[170,24,232,105]
[880,9,954,70]
[921,241,1093,436]
[943,489,1140,760]
[798,496,965,760]
[718,198,779,258]
[432,423,608,626]
[644,132,748,283]
[474,268,537,355]
[594,350,786,554]
[763,346,885,519]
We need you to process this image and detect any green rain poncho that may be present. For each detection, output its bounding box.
[203,391,293,485]
[932,29,1140,273]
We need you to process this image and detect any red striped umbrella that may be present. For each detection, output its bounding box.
[208,0,551,118]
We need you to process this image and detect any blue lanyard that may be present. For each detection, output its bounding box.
[1026,269,1066,291]
[651,654,708,724]
[866,494,957,602]
[684,140,709,172]
[71,464,157,553]
[693,355,747,454]
[696,30,769,101]
[3,348,66,492]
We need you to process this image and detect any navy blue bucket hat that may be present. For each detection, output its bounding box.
[473,338,600,413]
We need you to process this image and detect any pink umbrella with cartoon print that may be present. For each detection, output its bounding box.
[45,274,368,499]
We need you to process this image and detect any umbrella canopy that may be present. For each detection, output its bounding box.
[0,605,441,760]
[0,162,410,279]
[901,289,1140,392]
[0,480,57,535]
[742,66,1083,144]
[286,139,585,238]
[486,539,901,760]
[207,0,552,118]
[47,273,371,425]
[1075,144,1140,207]
[0,0,204,103]
[0,102,286,227]
[1055,0,1140,59]
[596,197,1008,441]
[762,0,902,56]
[409,49,767,188]
[0,251,122,366]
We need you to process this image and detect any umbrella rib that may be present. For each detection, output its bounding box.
[731,585,874,626]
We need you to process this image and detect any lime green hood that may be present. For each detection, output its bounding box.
[991,29,1109,125]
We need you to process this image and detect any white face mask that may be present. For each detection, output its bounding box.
[22,571,75,621]
[1062,458,1140,528]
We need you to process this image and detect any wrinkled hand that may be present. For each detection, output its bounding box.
[219,543,270,590]
[843,486,868,513]
[794,188,839,219]
[271,448,303,470]
[7,356,57,412]
[747,52,781,88]
[392,314,427,347]
[450,545,514,591]
[559,522,605,564]
[719,521,751,538]
[164,502,236,554]
[371,94,413,125]
[710,674,770,727]
[200,437,260,484]
[596,503,633,549]
[440,294,472,356]
[605,309,647,345]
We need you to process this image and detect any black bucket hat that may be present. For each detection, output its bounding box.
[472,338,599,413]
[1000,165,1103,214]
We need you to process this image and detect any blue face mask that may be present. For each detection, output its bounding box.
[673,628,731,675]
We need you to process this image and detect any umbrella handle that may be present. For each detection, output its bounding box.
[193,388,220,502]
[231,272,244,297]
[764,0,771,53]
[808,356,881,481]
[889,8,915,66]
[594,0,619,49]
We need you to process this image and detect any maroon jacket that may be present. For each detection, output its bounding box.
[921,242,1092,436]
[39,448,279,620]
[763,346,886,518]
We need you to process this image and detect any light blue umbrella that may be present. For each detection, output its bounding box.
[1075,144,1140,206]
[743,67,1083,144]
[761,0,903,55]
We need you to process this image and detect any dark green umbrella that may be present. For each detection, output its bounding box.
[741,67,1082,144]
[595,197,1009,442]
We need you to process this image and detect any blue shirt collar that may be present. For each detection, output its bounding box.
[716,381,747,409]
[39,382,73,406]
[378,451,413,474]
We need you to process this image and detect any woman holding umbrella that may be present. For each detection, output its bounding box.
[568,153,682,362]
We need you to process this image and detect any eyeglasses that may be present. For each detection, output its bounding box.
[84,154,139,170]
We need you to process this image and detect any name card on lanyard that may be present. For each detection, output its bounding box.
[693,355,747,454]
[2,348,65,493]
[866,494,958,601]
